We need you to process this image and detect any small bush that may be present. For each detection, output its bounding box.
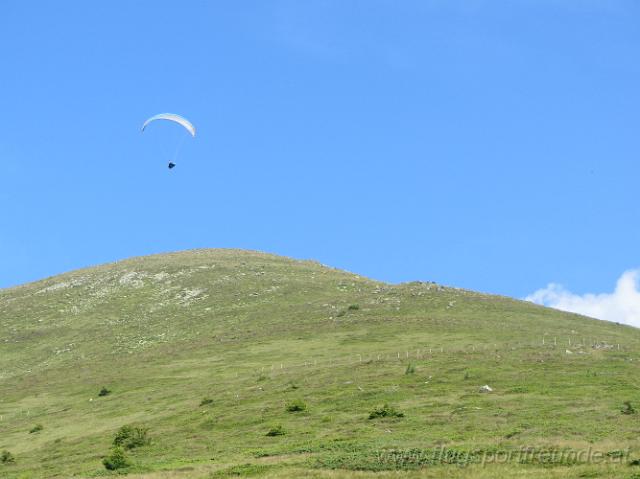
[622,401,636,415]
[265,425,285,436]
[285,399,307,412]
[113,425,150,450]
[605,450,626,459]
[1,450,15,464]
[629,458,640,466]
[102,447,129,470]
[213,463,272,477]
[29,424,43,434]
[507,386,528,394]
[200,397,214,406]
[348,304,360,311]
[113,425,134,447]
[405,363,416,375]
[98,387,111,397]
[368,403,404,419]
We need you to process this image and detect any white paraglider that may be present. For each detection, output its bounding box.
[141,113,196,169]
[142,113,196,137]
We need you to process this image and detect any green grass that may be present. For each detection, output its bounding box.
[0,248,639,478]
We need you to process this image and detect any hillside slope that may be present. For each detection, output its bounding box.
[1,249,639,478]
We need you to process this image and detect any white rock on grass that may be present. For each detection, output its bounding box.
[119,271,145,288]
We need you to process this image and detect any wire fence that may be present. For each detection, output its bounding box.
[240,337,626,380]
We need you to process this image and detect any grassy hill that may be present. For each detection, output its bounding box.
[1,249,639,478]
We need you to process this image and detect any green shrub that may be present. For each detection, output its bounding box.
[29,424,43,434]
[605,449,626,458]
[113,425,150,450]
[348,304,360,311]
[98,387,111,397]
[285,399,307,412]
[507,386,528,393]
[212,463,272,477]
[622,401,636,415]
[102,447,129,470]
[113,425,134,447]
[265,425,285,436]
[368,403,404,419]
[405,363,416,375]
[1,450,15,464]
[630,457,640,466]
[200,397,214,406]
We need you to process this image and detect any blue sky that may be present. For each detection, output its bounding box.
[1,1,639,308]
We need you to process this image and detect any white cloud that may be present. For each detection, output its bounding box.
[525,270,640,328]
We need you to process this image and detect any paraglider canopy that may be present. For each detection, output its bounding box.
[141,113,196,137]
